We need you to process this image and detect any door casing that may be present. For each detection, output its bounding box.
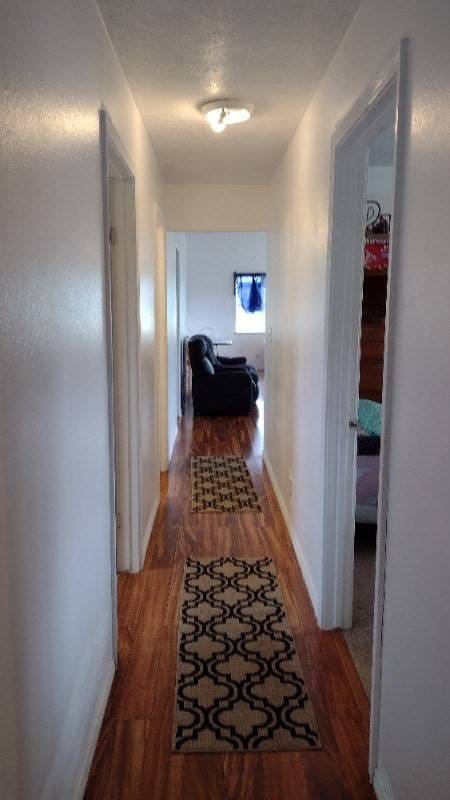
[321,41,408,777]
[100,109,143,664]
[154,203,169,472]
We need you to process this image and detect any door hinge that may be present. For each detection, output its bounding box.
[116,511,121,530]
[109,225,118,245]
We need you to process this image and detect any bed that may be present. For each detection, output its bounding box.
[356,399,381,525]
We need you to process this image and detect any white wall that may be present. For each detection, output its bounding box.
[367,166,394,215]
[166,232,187,459]
[185,232,267,370]
[265,2,450,799]
[0,1,162,797]
[164,184,270,231]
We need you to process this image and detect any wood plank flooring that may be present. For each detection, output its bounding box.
[85,392,375,799]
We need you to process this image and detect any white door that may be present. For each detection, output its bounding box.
[321,44,406,776]
[175,248,182,416]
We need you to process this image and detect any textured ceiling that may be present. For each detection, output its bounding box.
[98,0,362,184]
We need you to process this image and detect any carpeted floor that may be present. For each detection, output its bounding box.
[343,526,377,698]
[191,456,261,512]
[173,556,320,753]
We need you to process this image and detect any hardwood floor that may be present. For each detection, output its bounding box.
[85,392,375,799]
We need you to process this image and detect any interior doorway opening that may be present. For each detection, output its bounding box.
[100,109,142,601]
[154,205,169,472]
[343,124,396,697]
[175,248,182,417]
[322,45,406,779]
[181,231,266,424]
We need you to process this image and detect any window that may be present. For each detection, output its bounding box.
[234,273,266,334]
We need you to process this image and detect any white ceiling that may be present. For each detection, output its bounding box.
[98,0,362,184]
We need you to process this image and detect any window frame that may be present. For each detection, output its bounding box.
[233,272,266,335]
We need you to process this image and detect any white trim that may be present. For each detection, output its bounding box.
[74,660,115,800]
[99,109,118,661]
[140,495,160,569]
[321,53,402,629]
[100,109,143,584]
[263,450,319,617]
[39,622,115,800]
[369,41,409,778]
[320,40,408,779]
[175,247,182,419]
[373,768,395,800]
[263,450,290,523]
[154,203,169,472]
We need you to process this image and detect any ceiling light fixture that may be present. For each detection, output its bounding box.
[201,100,254,134]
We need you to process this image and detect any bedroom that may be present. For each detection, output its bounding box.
[343,123,396,697]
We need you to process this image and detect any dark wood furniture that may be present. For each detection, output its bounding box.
[359,270,388,402]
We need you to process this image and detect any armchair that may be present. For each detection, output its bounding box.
[189,334,259,398]
[188,337,258,416]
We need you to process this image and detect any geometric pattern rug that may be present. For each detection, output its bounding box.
[191,456,261,512]
[172,557,321,752]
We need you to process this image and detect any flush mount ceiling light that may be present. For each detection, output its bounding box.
[201,100,254,133]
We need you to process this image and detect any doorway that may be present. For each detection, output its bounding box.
[342,123,396,697]
[154,204,169,472]
[322,45,406,777]
[100,109,142,605]
[175,248,182,416]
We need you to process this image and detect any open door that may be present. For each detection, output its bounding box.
[100,109,142,594]
[154,204,169,472]
[321,43,406,777]
[342,124,396,697]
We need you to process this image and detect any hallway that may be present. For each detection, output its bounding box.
[85,393,375,799]
[3,2,450,796]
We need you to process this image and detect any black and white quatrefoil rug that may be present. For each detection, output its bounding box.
[172,557,321,752]
[191,456,261,512]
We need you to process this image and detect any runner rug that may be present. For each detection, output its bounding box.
[191,456,261,512]
[172,556,321,752]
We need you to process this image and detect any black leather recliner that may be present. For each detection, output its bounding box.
[188,336,259,416]
[189,335,259,397]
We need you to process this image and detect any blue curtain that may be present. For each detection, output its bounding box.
[236,275,266,313]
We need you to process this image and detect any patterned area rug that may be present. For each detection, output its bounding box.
[172,557,321,752]
[191,456,261,512]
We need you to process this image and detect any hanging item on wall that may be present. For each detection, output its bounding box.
[365,235,390,271]
[234,273,266,314]
[364,200,390,272]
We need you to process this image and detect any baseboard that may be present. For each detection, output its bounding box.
[168,423,178,465]
[74,659,115,800]
[40,626,115,800]
[262,449,319,619]
[373,767,395,800]
[262,449,291,530]
[141,494,159,567]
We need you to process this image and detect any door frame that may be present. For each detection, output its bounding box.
[321,41,407,776]
[175,247,182,417]
[100,108,142,600]
[154,203,169,471]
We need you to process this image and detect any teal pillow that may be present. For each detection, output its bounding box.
[358,399,382,437]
